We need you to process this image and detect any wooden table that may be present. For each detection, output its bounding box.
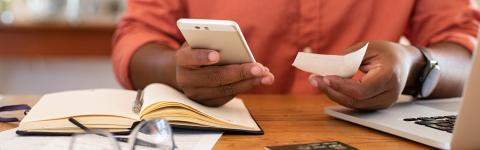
[0,95,428,149]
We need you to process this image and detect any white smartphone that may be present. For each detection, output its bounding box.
[177,19,256,65]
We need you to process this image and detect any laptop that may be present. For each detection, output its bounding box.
[325,46,480,149]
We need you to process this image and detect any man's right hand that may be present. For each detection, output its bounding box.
[176,45,274,107]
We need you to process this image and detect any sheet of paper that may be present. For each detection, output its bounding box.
[292,43,369,77]
[21,89,140,125]
[142,84,260,130]
[171,129,223,150]
[0,128,222,150]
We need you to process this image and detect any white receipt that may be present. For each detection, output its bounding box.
[292,43,369,77]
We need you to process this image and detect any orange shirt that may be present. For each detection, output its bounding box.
[113,0,480,94]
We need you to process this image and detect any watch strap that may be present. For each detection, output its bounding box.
[417,47,439,98]
[403,47,437,97]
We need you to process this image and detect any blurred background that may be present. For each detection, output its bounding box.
[0,0,125,94]
[0,1,479,95]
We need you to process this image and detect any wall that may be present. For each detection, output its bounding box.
[0,57,121,94]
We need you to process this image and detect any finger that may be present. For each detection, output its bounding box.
[319,65,393,100]
[183,77,263,101]
[326,86,396,110]
[311,75,396,110]
[177,63,274,87]
[311,75,370,100]
[310,76,358,108]
[359,63,381,73]
[352,89,399,110]
[176,46,219,67]
[357,64,395,94]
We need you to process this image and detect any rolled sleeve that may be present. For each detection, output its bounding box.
[112,0,185,89]
[405,0,480,52]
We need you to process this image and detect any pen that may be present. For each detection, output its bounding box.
[133,89,144,114]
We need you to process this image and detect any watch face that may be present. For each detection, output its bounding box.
[421,66,441,97]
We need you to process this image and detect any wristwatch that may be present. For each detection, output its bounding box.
[416,47,441,98]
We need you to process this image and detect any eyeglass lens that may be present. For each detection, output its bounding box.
[70,131,121,150]
[131,119,175,150]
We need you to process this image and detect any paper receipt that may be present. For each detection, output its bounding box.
[292,43,369,77]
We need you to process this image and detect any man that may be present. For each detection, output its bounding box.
[113,0,479,110]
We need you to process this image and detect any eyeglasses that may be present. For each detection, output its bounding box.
[0,104,31,122]
[68,118,176,150]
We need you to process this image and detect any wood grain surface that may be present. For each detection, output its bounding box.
[0,94,430,149]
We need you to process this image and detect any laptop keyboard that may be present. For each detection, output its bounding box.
[403,115,456,133]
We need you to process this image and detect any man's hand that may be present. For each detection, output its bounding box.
[309,41,425,110]
[176,44,275,107]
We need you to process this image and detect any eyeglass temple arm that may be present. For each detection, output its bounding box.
[68,117,91,132]
[0,104,31,122]
[68,117,168,148]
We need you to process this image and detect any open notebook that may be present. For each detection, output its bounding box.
[17,83,262,135]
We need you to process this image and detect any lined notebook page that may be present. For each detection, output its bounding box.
[141,83,259,130]
[21,89,140,124]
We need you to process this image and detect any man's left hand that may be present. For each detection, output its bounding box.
[309,41,425,110]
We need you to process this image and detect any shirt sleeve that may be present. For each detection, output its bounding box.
[112,0,185,89]
[405,0,480,52]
